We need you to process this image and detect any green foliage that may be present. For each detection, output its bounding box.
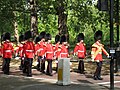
[0,0,24,35]
[0,0,119,48]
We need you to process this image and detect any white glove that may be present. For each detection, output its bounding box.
[74,53,76,56]
[91,58,94,62]
[107,55,111,58]
[22,57,24,60]
[55,60,58,63]
[15,57,20,60]
[96,60,99,62]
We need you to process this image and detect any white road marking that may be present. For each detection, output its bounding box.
[97,81,120,85]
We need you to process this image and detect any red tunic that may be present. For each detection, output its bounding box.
[18,43,24,57]
[14,45,19,56]
[36,41,46,57]
[45,43,54,60]
[23,41,35,58]
[60,44,69,58]
[2,40,14,58]
[91,41,109,61]
[35,43,38,55]
[74,42,86,59]
[54,43,60,58]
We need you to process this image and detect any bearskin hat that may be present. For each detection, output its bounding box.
[60,35,66,43]
[77,33,84,42]
[55,35,60,43]
[35,36,40,44]
[19,34,24,42]
[39,31,46,41]
[94,30,102,41]
[45,33,51,41]
[25,30,33,40]
[4,32,11,41]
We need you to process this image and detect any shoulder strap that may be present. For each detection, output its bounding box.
[92,44,102,59]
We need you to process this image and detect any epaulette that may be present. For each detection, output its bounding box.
[92,43,99,48]
[58,48,61,51]
[100,43,104,47]
[66,46,69,48]
[52,44,56,47]
[14,46,19,50]
[77,43,79,45]
[2,41,5,44]
[11,42,14,46]
[83,43,86,46]
[35,44,37,46]
[58,45,62,48]
[43,43,47,47]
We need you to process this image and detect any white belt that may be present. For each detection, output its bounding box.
[60,53,68,58]
[98,52,102,54]
[46,52,53,53]
[39,48,43,50]
[38,48,43,52]
[5,50,12,52]
[26,50,34,52]
[60,53,67,54]
[78,50,84,52]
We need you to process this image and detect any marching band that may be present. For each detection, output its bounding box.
[0,30,109,80]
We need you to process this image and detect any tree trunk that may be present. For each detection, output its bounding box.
[30,0,38,38]
[57,0,69,42]
[13,11,19,45]
[14,21,19,45]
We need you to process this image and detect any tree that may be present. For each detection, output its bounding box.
[0,0,119,47]
[28,0,38,37]
[55,0,69,41]
[0,0,24,42]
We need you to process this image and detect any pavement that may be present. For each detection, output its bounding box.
[0,58,120,90]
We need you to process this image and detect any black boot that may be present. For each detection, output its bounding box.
[27,74,32,77]
[97,76,103,80]
[36,64,40,71]
[93,76,98,80]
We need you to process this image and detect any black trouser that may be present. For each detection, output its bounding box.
[78,59,84,74]
[2,58,11,75]
[37,56,45,72]
[94,61,103,77]
[55,58,58,72]
[19,57,24,70]
[23,57,27,73]
[23,58,33,76]
[2,59,5,71]
[46,59,52,75]
[41,57,45,72]
[37,56,42,71]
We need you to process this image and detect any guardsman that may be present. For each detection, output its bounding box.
[91,30,109,80]
[22,31,35,77]
[1,34,5,71]
[54,35,61,72]
[59,35,69,58]
[35,36,40,70]
[45,33,54,76]
[1,32,14,75]
[74,33,86,74]
[35,31,46,73]
[17,34,25,70]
